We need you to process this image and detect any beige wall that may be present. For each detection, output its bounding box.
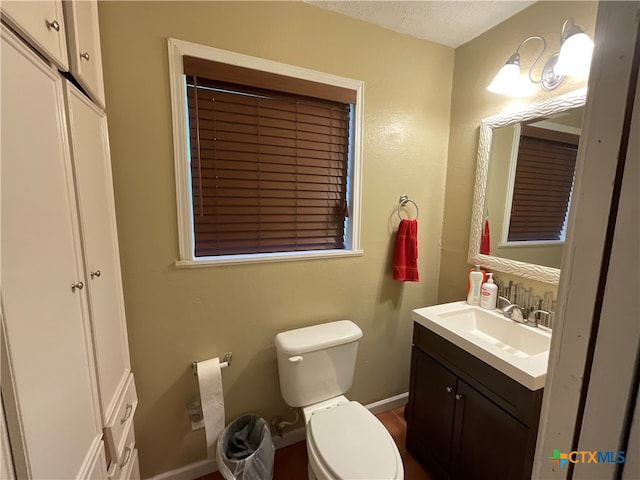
[98,2,453,476]
[438,1,597,303]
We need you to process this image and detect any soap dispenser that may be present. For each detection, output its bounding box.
[480,273,498,310]
[467,265,483,306]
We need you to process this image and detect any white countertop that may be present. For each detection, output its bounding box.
[412,301,551,390]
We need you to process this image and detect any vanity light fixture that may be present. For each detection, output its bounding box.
[487,36,564,96]
[554,17,594,77]
[487,18,593,96]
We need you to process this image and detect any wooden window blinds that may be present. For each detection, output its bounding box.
[508,126,579,242]
[183,56,356,257]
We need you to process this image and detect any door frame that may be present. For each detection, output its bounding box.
[533,2,640,478]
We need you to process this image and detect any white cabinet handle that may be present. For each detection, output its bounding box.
[120,403,133,424]
[45,19,60,32]
[90,270,101,279]
[71,281,84,292]
[80,52,90,61]
[288,356,303,363]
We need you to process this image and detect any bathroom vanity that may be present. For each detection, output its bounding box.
[407,303,549,480]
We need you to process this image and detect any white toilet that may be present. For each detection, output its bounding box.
[275,320,404,480]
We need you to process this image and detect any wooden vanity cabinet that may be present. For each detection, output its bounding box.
[406,322,543,480]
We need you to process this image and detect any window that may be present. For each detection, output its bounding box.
[507,125,578,242]
[168,39,363,266]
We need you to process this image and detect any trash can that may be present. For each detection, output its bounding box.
[216,414,275,480]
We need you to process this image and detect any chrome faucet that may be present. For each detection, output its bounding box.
[527,310,551,328]
[503,303,525,323]
[498,296,544,328]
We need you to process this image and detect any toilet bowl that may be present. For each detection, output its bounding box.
[304,398,403,480]
[274,321,404,480]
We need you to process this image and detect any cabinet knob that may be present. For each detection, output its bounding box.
[455,394,464,401]
[71,281,84,292]
[80,52,90,61]
[446,386,453,393]
[45,19,60,32]
[90,270,101,279]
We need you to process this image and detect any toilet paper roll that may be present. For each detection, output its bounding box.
[197,357,226,459]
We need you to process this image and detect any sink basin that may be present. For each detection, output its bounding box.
[412,301,551,390]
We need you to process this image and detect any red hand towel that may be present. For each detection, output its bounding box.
[480,218,491,255]
[393,219,419,282]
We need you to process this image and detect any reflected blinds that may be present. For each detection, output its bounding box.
[183,57,355,257]
[508,126,579,242]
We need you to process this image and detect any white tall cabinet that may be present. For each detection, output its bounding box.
[66,85,139,475]
[1,1,138,478]
[1,26,106,479]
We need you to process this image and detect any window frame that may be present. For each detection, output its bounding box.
[168,38,364,267]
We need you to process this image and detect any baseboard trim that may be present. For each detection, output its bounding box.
[149,457,218,480]
[365,392,409,415]
[147,392,408,479]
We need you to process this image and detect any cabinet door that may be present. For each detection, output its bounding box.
[65,84,131,424]
[406,347,457,476]
[0,0,68,70]
[63,0,106,109]
[84,441,108,480]
[1,396,15,480]
[452,380,529,480]
[1,27,101,478]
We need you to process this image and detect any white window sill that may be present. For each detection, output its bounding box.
[175,249,364,268]
[498,240,565,248]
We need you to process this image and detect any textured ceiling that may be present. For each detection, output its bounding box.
[305,1,536,48]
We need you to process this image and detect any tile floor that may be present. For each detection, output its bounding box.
[200,406,433,480]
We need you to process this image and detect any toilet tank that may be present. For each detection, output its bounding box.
[275,320,363,408]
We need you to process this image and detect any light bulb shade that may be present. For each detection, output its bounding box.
[554,31,594,76]
[487,63,521,95]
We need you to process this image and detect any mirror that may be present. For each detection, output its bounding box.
[469,90,587,284]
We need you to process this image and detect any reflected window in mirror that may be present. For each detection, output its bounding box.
[508,124,578,243]
[485,107,583,270]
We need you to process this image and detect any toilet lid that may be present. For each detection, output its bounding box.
[308,401,398,479]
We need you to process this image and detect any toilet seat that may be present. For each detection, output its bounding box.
[307,401,402,479]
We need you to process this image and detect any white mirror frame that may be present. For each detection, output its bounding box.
[468,89,587,284]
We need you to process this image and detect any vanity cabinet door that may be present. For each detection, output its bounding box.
[451,380,529,480]
[406,347,457,477]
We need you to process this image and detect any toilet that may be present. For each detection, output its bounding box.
[275,320,404,480]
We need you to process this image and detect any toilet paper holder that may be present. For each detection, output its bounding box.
[191,352,232,375]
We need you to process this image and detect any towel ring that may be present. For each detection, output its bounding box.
[398,195,419,220]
